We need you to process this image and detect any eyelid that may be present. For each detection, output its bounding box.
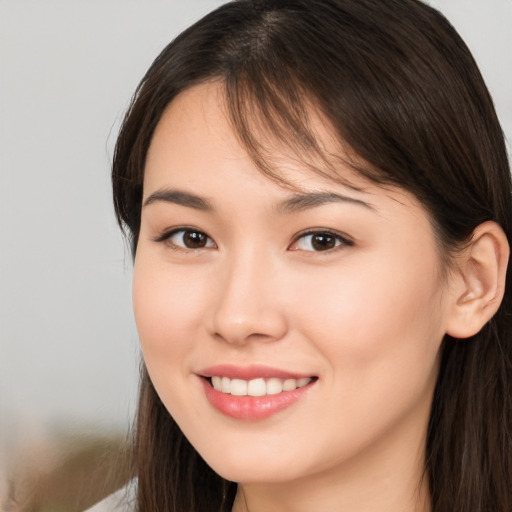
[288,228,354,252]
[153,226,216,249]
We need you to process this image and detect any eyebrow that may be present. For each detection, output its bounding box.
[277,191,374,213]
[143,188,374,213]
[143,189,213,210]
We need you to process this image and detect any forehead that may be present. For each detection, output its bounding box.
[147,82,369,193]
[144,82,423,217]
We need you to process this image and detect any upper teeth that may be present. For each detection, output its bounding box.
[211,376,312,396]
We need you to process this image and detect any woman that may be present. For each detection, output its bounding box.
[95,0,512,510]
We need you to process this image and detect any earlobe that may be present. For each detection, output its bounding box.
[446,221,509,339]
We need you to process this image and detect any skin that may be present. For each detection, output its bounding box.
[133,82,465,512]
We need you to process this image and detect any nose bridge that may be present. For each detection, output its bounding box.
[210,244,287,345]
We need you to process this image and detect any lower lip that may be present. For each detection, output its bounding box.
[200,378,315,421]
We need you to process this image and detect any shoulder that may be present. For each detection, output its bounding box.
[84,479,137,512]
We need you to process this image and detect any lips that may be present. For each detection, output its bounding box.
[200,364,314,381]
[198,365,317,420]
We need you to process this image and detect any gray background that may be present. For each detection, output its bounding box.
[1,0,511,466]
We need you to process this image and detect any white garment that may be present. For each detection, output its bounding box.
[84,480,136,512]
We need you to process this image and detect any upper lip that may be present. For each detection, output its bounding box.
[198,364,316,381]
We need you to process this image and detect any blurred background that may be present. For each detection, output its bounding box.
[0,0,510,510]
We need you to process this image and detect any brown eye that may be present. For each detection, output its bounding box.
[165,229,215,249]
[290,231,352,252]
[183,231,208,248]
[310,233,336,251]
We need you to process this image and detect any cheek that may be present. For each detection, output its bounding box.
[280,258,445,465]
[132,252,207,365]
[291,248,446,395]
[132,253,210,423]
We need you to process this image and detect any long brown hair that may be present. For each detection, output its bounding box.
[112,1,512,510]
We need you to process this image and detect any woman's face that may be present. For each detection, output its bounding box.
[133,83,455,485]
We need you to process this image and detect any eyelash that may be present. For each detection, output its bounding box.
[289,229,354,252]
[153,227,216,250]
[154,227,353,253]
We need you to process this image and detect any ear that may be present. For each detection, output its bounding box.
[446,221,509,339]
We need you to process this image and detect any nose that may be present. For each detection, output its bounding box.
[208,250,288,346]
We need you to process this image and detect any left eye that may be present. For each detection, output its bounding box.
[290,231,351,252]
[164,229,216,250]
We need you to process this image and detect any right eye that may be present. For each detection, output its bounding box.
[156,228,216,250]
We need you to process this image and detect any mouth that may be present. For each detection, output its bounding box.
[198,366,318,420]
[206,375,316,396]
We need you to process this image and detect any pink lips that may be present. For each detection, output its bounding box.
[200,364,312,381]
[198,365,316,421]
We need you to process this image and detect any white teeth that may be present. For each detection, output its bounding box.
[282,379,297,391]
[297,377,311,387]
[247,378,266,397]
[221,376,231,393]
[230,379,248,396]
[266,378,283,395]
[209,376,313,396]
[212,376,222,391]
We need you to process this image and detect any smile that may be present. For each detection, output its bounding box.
[199,366,318,420]
[210,376,313,396]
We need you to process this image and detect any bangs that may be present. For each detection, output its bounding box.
[220,52,384,192]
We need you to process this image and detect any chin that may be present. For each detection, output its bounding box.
[207,459,300,485]
[193,436,315,484]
